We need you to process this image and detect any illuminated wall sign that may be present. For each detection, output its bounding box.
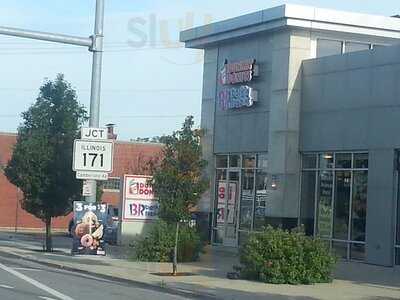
[219,85,258,110]
[218,59,259,110]
[219,59,259,85]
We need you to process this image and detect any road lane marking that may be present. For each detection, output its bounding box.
[13,267,42,272]
[39,297,57,300]
[0,262,75,300]
[0,284,14,289]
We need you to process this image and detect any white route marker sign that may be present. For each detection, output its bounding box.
[73,139,114,173]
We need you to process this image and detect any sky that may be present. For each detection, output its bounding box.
[0,0,398,141]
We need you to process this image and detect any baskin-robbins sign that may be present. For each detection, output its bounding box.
[218,59,259,111]
[219,85,258,110]
[122,175,159,221]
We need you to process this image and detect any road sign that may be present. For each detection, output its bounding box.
[73,139,114,173]
[81,127,108,140]
[76,171,109,181]
[82,180,94,196]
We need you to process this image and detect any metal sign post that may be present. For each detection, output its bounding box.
[86,0,105,203]
[0,0,105,203]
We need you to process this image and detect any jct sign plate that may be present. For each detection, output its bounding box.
[73,140,114,173]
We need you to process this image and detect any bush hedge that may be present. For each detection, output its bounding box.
[132,220,203,262]
[240,226,336,284]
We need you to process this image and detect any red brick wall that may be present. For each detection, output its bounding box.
[0,133,71,231]
[0,133,163,231]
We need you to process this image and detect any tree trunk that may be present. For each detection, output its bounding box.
[45,217,52,252]
[172,221,179,275]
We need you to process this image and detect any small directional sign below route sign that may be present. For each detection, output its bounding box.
[73,139,114,173]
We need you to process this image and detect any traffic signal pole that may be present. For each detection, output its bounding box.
[0,0,105,203]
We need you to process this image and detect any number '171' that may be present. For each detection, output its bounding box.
[83,153,104,167]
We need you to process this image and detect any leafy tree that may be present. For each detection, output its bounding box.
[134,135,168,144]
[151,116,208,274]
[5,74,87,251]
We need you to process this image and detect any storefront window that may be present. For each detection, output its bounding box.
[257,154,268,169]
[302,152,368,261]
[335,153,352,169]
[229,155,240,168]
[319,153,334,169]
[243,154,256,168]
[239,169,255,230]
[332,241,347,259]
[302,154,317,169]
[351,171,367,242]
[214,169,227,229]
[333,171,351,240]
[354,153,368,169]
[254,170,268,230]
[300,171,316,236]
[350,243,365,261]
[317,170,333,238]
[216,155,228,168]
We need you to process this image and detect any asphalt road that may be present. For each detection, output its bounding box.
[0,253,192,300]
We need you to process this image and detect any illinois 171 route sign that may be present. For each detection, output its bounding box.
[73,140,114,173]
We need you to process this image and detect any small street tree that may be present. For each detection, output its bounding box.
[5,74,87,251]
[151,116,208,275]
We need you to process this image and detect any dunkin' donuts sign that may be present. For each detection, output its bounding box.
[219,59,258,85]
[123,175,159,220]
[125,175,154,200]
[218,59,259,111]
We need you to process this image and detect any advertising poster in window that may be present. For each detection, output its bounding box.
[72,201,107,255]
[216,181,237,225]
[122,175,159,220]
[317,171,333,238]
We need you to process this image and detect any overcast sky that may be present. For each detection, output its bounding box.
[0,0,398,140]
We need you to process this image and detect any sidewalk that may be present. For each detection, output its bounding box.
[0,240,399,300]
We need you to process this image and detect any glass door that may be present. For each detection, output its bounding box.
[224,171,240,246]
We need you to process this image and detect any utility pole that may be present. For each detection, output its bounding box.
[0,0,105,203]
[86,0,105,203]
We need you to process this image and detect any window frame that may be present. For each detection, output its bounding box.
[102,177,121,192]
[311,34,389,59]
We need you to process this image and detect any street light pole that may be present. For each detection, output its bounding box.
[86,0,105,203]
[0,0,105,204]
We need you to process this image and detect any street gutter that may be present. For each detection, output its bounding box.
[0,248,218,300]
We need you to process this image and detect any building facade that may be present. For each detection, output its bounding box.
[181,4,400,266]
[0,130,163,232]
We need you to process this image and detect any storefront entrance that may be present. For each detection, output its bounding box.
[212,153,268,247]
[214,169,240,247]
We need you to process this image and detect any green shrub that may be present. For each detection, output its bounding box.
[240,226,336,284]
[131,220,203,262]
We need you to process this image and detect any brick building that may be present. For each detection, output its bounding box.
[0,129,163,232]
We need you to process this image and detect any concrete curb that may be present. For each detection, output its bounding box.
[0,248,218,300]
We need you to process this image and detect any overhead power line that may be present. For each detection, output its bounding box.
[0,114,190,119]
